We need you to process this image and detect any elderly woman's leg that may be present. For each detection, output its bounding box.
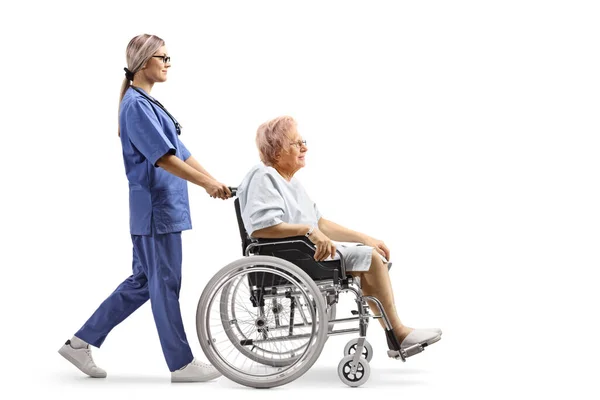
[350,249,413,342]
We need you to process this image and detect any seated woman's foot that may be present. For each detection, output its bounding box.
[385,326,412,350]
[387,326,441,351]
[398,329,441,351]
[392,325,414,344]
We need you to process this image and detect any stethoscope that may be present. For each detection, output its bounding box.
[131,86,182,135]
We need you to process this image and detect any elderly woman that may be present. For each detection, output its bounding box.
[236,115,442,354]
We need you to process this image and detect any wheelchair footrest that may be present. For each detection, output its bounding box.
[385,327,429,361]
[387,343,424,360]
[387,349,406,361]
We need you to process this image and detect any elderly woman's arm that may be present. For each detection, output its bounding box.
[318,218,368,243]
[252,223,311,239]
[319,218,391,261]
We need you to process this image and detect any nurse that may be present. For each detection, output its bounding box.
[58,34,230,382]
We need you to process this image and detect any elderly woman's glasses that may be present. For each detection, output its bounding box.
[290,139,307,148]
[152,55,171,64]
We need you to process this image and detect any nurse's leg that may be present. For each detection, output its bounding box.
[135,232,194,372]
[74,244,150,347]
[349,249,413,342]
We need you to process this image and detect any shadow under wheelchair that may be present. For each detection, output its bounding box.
[194,188,440,389]
[297,366,431,388]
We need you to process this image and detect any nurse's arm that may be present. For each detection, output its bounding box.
[156,154,216,189]
[184,155,216,180]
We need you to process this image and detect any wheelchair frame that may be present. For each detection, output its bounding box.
[195,188,426,388]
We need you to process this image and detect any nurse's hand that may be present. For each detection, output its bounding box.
[206,180,231,200]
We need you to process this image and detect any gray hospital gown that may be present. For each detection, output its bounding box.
[236,163,379,272]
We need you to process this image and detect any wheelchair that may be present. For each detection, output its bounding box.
[195,188,429,388]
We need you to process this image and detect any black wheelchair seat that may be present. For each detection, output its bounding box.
[233,196,343,284]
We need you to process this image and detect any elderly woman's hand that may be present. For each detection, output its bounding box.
[307,228,337,261]
[364,237,391,261]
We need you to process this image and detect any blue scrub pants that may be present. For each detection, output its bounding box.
[74,231,194,371]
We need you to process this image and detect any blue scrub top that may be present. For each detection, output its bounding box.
[119,87,192,235]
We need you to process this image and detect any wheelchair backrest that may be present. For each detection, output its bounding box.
[234,197,254,255]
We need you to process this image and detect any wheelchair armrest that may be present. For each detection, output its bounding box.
[256,235,312,245]
[249,236,315,256]
[246,235,347,277]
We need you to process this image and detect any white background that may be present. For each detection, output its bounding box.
[1,0,599,398]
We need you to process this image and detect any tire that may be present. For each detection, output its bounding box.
[197,256,328,388]
[337,355,370,387]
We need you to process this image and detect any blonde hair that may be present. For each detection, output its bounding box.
[255,116,297,166]
[118,34,165,136]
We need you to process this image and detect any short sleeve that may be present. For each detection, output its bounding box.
[125,99,176,167]
[178,138,192,161]
[241,173,285,237]
[314,202,322,222]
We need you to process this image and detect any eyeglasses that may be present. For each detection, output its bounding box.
[290,139,307,148]
[152,55,171,64]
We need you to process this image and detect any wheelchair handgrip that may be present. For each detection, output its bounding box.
[228,186,237,197]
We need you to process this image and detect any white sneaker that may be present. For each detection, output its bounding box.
[58,340,107,378]
[171,359,222,382]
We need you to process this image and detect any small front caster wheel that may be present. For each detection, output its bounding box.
[337,355,370,387]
